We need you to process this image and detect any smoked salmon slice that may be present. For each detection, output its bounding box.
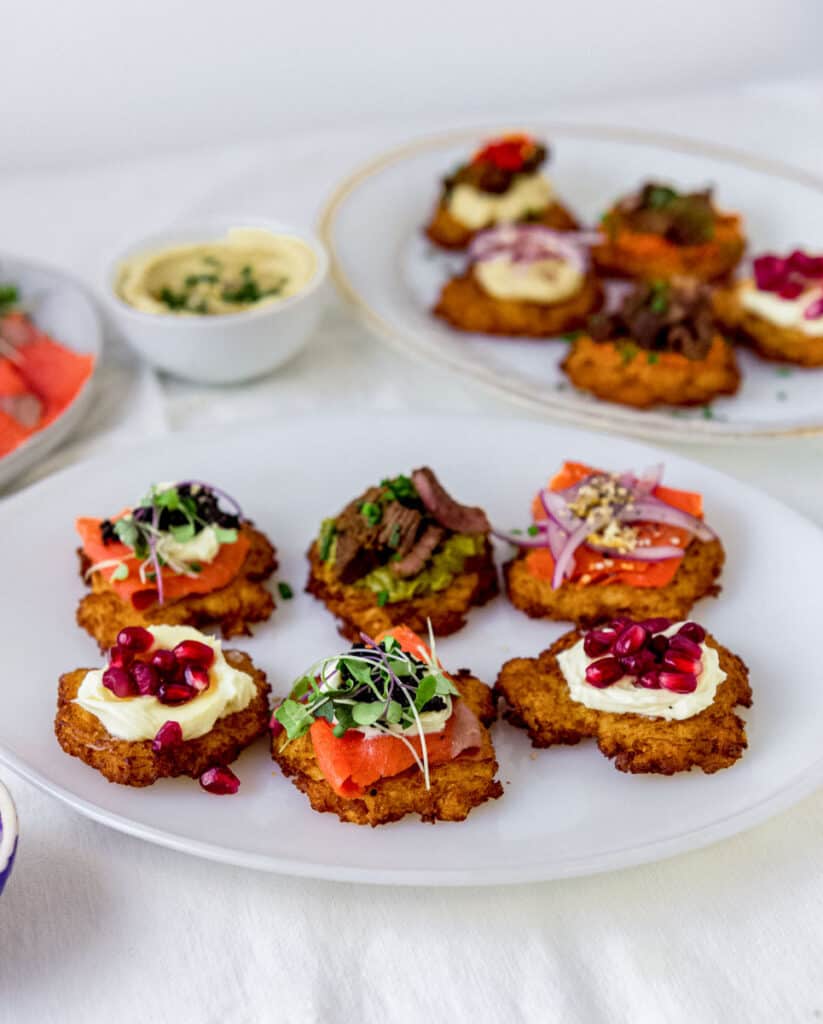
[526,461,704,589]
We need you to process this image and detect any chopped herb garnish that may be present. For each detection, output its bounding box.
[527,525,540,537]
[618,341,639,365]
[278,581,294,600]
[360,501,382,527]
[388,525,401,548]
[647,352,660,365]
[319,520,336,562]
[647,185,678,210]
[702,405,714,420]
[649,280,670,315]
[377,590,389,607]
[381,474,417,502]
[0,284,19,310]
[111,563,129,581]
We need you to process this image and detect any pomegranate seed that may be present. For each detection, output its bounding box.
[778,279,804,300]
[614,624,648,656]
[184,664,210,692]
[131,590,158,611]
[200,765,240,795]
[131,661,160,696]
[662,651,703,675]
[158,681,196,705]
[608,617,632,633]
[639,617,672,634]
[173,640,215,668]
[636,671,661,689]
[669,635,702,659]
[151,649,177,675]
[619,650,655,676]
[117,626,154,652]
[659,671,698,694]
[677,622,706,644]
[787,249,823,277]
[648,635,670,658]
[270,711,284,738]
[585,657,623,688]
[152,720,183,752]
[584,632,614,657]
[108,645,133,669]
[753,254,785,291]
[102,666,136,698]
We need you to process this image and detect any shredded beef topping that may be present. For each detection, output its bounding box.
[609,182,716,246]
[324,469,489,584]
[587,277,716,360]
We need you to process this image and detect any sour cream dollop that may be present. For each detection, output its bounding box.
[447,174,553,230]
[741,281,823,337]
[557,622,727,721]
[474,256,583,304]
[74,625,256,741]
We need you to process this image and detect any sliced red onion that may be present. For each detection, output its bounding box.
[619,497,714,542]
[492,528,549,549]
[635,464,663,494]
[176,480,244,519]
[539,488,579,531]
[468,226,592,274]
[552,520,592,589]
[545,520,568,560]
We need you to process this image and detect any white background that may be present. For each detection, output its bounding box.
[2,0,822,170]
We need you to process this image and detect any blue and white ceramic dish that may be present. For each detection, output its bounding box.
[0,778,18,894]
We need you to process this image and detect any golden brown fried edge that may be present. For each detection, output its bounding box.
[272,672,503,826]
[434,271,602,338]
[55,650,271,787]
[305,537,499,641]
[495,629,751,775]
[76,524,278,649]
[504,537,724,627]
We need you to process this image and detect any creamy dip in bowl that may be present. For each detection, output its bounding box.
[104,219,329,384]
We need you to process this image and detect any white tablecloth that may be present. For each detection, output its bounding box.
[2,79,823,1024]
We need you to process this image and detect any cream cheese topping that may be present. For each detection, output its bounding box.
[446,174,554,230]
[474,255,583,304]
[557,623,727,721]
[157,525,222,566]
[741,281,823,337]
[74,625,256,741]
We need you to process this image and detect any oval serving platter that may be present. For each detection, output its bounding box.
[320,124,823,442]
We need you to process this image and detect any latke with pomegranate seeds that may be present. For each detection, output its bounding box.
[426,198,579,250]
[433,268,602,338]
[495,625,751,776]
[55,648,270,787]
[592,181,746,282]
[505,536,724,627]
[306,468,498,640]
[713,261,823,367]
[75,480,277,649]
[271,628,502,826]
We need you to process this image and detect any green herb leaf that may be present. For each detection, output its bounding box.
[111,563,129,581]
[319,520,336,562]
[274,699,315,741]
[352,701,386,726]
[0,284,19,310]
[385,700,403,724]
[377,590,389,607]
[277,581,294,600]
[113,518,139,550]
[360,501,382,526]
[647,185,678,210]
[647,352,660,365]
[527,525,539,536]
[214,527,238,544]
[414,674,437,710]
[170,522,195,543]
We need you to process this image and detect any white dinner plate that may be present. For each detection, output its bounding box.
[320,124,823,442]
[1,415,821,885]
[0,254,102,489]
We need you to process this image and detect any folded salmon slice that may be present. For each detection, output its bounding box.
[309,626,483,798]
[75,516,250,607]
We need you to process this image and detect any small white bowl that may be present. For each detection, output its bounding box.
[102,218,329,385]
[0,778,18,895]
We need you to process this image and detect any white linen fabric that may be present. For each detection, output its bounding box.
[1,80,823,1024]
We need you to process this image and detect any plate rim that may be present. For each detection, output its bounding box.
[318,121,823,443]
[3,411,823,886]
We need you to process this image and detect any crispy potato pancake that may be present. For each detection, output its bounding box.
[561,333,740,408]
[305,538,499,641]
[425,199,579,250]
[591,215,745,282]
[55,651,271,787]
[76,525,277,649]
[714,283,823,366]
[495,630,751,775]
[504,538,724,627]
[434,270,602,338]
[272,672,502,825]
